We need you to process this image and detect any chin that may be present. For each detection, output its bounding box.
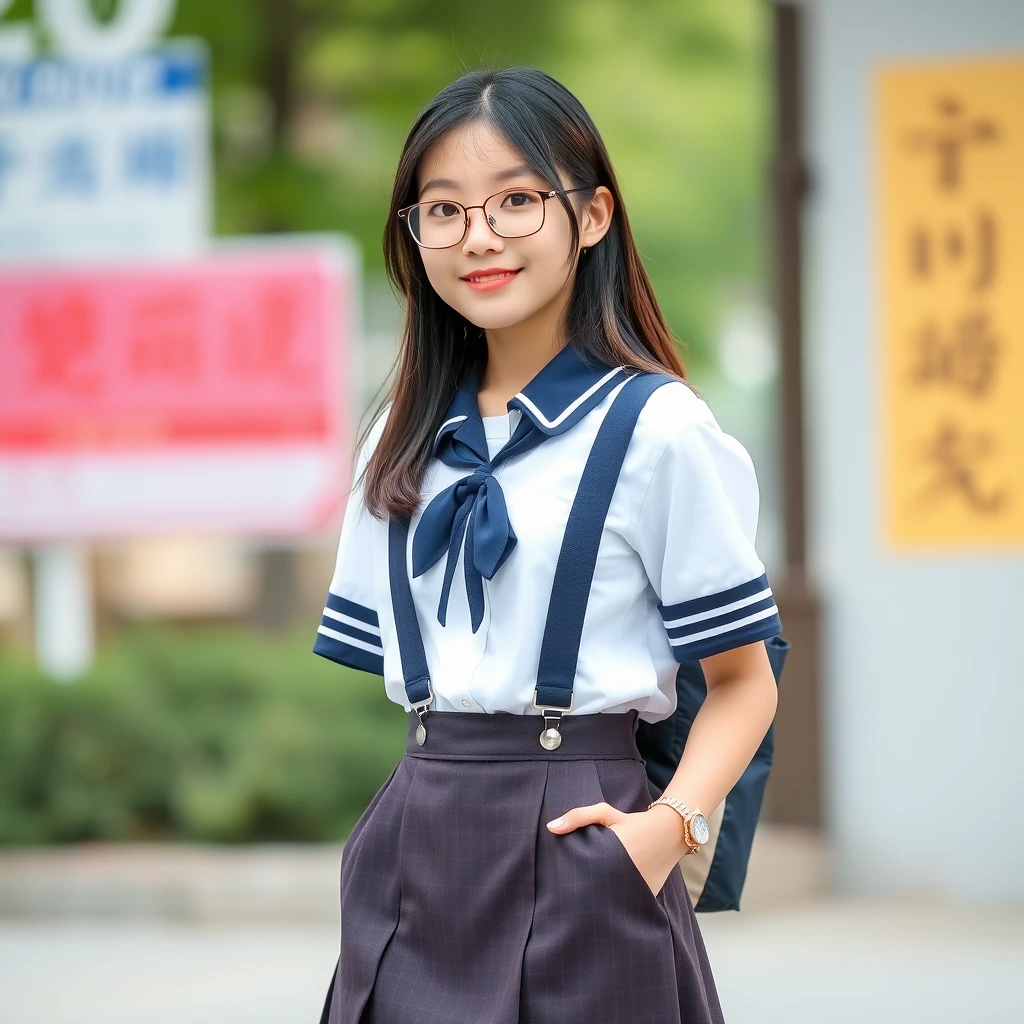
[469,311,536,330]
[449,301,540,332]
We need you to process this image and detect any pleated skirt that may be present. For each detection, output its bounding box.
[324,708,725,1024]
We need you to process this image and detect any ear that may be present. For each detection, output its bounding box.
[579,185,614,250]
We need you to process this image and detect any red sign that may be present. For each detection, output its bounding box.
[0,241,355,541]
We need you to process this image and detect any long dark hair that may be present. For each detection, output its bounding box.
[360,66,689,520]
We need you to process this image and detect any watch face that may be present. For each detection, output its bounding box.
[690,813,710,846]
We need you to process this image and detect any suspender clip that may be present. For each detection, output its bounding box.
[533,691,573,751]
[411,680,434,746]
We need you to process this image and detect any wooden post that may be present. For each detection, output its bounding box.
[763,0,823,827]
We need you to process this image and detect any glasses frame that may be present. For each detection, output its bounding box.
[397,185,598,249]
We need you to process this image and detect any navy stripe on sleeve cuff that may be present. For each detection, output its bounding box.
[313,593,384,675]
[325,592,379,627]
[659,573,783,663]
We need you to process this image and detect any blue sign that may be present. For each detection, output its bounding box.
[0,43,209,261]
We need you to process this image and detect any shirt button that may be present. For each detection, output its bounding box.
[461,699,473,708]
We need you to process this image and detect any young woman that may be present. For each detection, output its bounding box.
[315,66,782,1024]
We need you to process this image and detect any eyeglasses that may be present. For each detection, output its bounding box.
[397,186,597,249]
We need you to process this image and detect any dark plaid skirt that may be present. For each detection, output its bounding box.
[325,708,725,1024]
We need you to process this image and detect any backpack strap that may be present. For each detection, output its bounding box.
[532,371,677,748]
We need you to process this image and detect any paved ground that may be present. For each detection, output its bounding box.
[701,897,1024,1024]
[3,898,1023,1024]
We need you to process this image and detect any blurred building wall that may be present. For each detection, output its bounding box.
[804,0,1024,901]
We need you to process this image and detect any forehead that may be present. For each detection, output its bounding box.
[416,120,543,194]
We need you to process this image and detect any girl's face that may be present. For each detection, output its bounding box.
[413,120,606,331]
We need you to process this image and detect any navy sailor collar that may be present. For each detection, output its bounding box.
[431,343,631,462]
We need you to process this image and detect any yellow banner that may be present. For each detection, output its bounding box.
[876,56,1024,549]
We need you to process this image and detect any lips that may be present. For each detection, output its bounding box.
[460,267,522,283]
[460,267,522,293]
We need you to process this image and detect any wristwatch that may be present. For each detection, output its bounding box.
[647,796,710,856]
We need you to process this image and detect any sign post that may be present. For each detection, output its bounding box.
[33,544,93,680]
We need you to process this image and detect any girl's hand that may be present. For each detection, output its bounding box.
[545,801,690,897]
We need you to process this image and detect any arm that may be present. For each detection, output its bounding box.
[644,641,778,855]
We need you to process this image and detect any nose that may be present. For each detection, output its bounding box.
[462,205,503,256]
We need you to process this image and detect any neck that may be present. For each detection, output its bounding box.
[478,277,574,415]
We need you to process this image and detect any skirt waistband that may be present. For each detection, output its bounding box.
[403,708,644,761]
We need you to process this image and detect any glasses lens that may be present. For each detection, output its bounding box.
[483,189,545,238]
[407,201,466,248]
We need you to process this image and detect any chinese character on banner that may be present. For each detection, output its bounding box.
[876,59,1024,549]
[0,137,17,204]
[45,135,100,198]
[125,291,201,383]
[24,291,101,394]
[123,130,186,191]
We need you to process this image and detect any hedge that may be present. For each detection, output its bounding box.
[0,626,406,845]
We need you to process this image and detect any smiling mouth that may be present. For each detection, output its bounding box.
[461,269,522,283]
[459,268,522,293]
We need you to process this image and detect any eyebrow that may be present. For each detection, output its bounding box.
[418,164,543,197]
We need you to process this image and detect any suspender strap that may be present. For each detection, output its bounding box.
[388,517,433,708]
[534,372,676,709]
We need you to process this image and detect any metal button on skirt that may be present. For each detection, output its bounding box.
[324,708,725,1024]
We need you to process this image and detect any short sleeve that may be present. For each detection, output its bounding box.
[630,414,782,663]
[312,411,388,675]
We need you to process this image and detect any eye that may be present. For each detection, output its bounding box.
[427,201,462,218]
[500,190,540,208]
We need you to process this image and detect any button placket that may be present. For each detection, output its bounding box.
[461,564,493,710]
[442,521,490,712]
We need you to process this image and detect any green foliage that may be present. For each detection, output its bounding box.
[0,627,405,845]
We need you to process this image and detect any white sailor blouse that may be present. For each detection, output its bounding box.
[313,343,783,723]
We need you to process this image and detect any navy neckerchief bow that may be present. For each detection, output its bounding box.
[411,343,631,632]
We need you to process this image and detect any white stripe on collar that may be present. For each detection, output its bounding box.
[433,415,468,447]
[513,367,632,429]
